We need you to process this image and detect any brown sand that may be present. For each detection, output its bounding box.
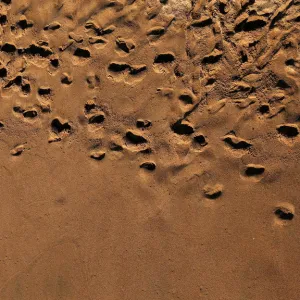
[0,0,300,299]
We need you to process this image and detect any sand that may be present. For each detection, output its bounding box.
[0,0,300,299]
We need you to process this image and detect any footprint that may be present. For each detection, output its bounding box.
[274,203,295,225]
[136,119,152,129]
[90,150,105,161]
[203,183,223,199]
[86,74,100,89]
[147,26,165,39]
[202,49,223,64]
[125,130,148,144]
[140,162,156,171]
[1,43,16,53]
[189,16,212,28]
[0,66,7,78]
[44,22,61,31]
[171,120,194,135]
[154,52,175,64]
[19,44,53,58]
[16,17,33,30]
[61,73,73,85]
[193,134,207,147]
[277,124,299,138]
[50,58,59,68]
[88,113,105,124]
[115,37,135,54]
[74,48,90,58]
[49,118,72,142]
[23,109,38,119]
[244,164,265,177]
[38,87,52,96]
[108,62,130,73]
[10,144,25,156]
[222,134,252,150]
[178,93,194,105]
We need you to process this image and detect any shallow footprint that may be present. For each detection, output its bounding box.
[203,183,223,199]
[10,144,25,156]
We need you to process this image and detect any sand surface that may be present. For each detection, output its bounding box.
[0,0,300,299]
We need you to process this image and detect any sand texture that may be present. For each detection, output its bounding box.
[0,0,300,299]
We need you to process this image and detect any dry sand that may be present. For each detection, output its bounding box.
[0,0,300,299]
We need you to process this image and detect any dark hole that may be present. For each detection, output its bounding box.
[88,114,105,124]
[190,18,212,28]
[140,148,152,154]
[206,78,215,85]
[38,88,51,95]
[85,103,96,113]
[160,0,168,3]
[202,53,222,64]
[116,40,132,53]
[61,75,72,85]
[89,38,106,44]
[19,44,53,57]
[51,119,71,133]
[240,51,248,63]
[179,94,193,105]
[0,122,4,128]
[136,119,152,128]
[0,67,7,78]
[154,53,175,64]
[194,135,207,146]
[126,131,148,144]
[74,48,90,58]
[129,65,147,75]
[21,83,31,94]
[276,79,291,89]
[44,23,61,30]
[245,166,265,176]
[140,162,156,171]
[244,19,266,31]
[174,65,184,77]
[285,59,295,66]
[234,19,247,32]
[17,19,33,29]
[147,27,165,36]
[274,208,294,220]
[110,143,123,151]
[270,11,284,29]
[223,136,251,149]
[108,63,130,72]
[205,191,222,200]
[90,152,105,161]
[13,106,24,113]
[0,15,7,24]
[171,121,194,135]
[277,125,299,137]
[50,58,59,68]
[259,104,269,114]
[219,2,227,14]
[1,43,16,53]
[294,16,300,22]
[23,110,37,118]
[99,27,115,36]
[1,0,11,4]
